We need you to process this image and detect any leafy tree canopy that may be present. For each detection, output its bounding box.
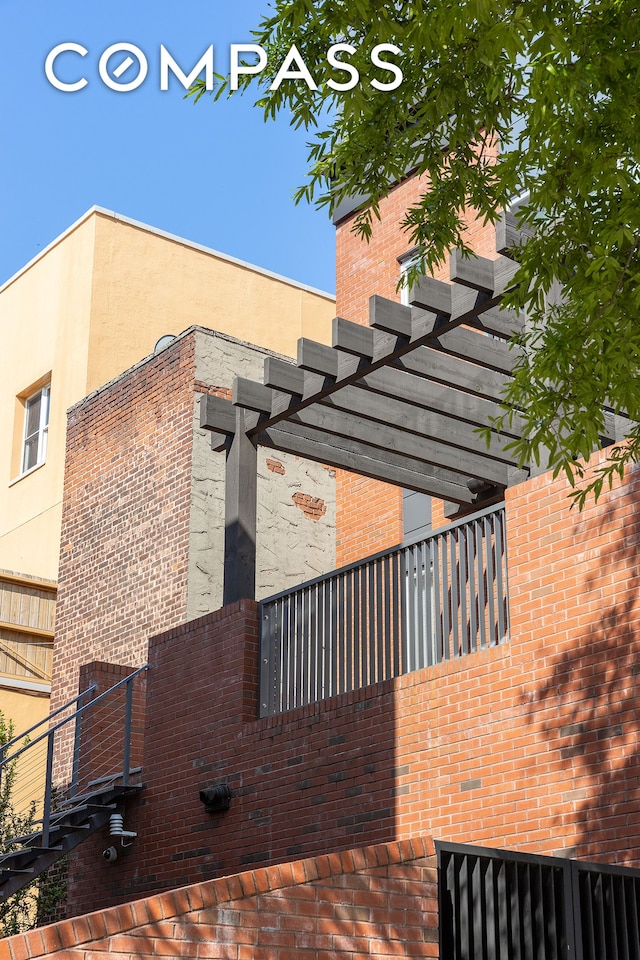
[193,0,640,504]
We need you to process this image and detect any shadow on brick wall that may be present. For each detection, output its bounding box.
[525,465,640,863]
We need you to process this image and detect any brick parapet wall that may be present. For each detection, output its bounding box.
[0,837,438,960]
[63,454,640,918]
[334,170,499,564]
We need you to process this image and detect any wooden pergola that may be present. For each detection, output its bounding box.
[199,218,624,603]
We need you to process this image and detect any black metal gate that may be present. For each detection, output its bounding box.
[438,842,640,960]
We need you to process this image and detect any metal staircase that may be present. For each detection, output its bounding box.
[0,665,148,903]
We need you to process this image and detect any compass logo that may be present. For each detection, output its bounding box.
[44,42,403,93]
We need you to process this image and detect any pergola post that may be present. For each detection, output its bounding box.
[223,409,257,604]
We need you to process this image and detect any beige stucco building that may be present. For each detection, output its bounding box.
[0,207,335,733]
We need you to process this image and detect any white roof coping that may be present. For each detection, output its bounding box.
[0,206,335,301]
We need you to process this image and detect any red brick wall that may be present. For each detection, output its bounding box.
[62,454,640,916]
[0,838,438,960]
[52,333,195,721]
[334,170,499,563]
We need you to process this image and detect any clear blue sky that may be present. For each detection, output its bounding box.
[0,1,336,294]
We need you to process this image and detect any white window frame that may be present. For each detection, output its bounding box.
[398,249,423,306]
[21,384,50,475]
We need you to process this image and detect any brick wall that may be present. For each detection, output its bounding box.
[52,333,196,724]
[51,327,336,780]
[0,838,438,960]
[334,169,499,564]
[58,451,640,918]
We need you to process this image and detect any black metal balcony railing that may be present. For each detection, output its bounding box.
[259,503,509,717]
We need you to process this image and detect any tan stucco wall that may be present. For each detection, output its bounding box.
[0,209,335,588]
[86,212,334,392]
[0,216,97,581]
[0,686,49,732]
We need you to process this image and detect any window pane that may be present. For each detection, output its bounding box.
[25,393,41,438]
[20,385,50,474]
[23,435,39,472]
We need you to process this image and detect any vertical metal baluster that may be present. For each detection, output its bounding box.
[329,576,338,697]
[485,515,496,647]
[459,526,469,657]
[122,677,134,786]
[467,526,477,653]
[345,569,353,693]
[424,539,435,667]
[287,594,295,711]
[383,554,392,681]
[450,530,460,658]
[392,551,401,677]
[400,547,408,675]
[494,510,506,642]
[353,568,361,689]
[433,537,442,664]
[476,520,487,651]
[441,534,450,661]
[420,540,429,669]
[367,561,376,686]
[308,584,317,704]
[42,734,54,849]
[338,572,346,695]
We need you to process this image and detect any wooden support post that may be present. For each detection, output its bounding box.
[223,409,257,604]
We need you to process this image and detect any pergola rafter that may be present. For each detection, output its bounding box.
[199,223,633,603]
[199,236,537,602]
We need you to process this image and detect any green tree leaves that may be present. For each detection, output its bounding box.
[191,0,640,503]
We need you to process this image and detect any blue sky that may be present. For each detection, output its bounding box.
[0,1,336,293]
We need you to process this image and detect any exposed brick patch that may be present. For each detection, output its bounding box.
[193,381,231,399]
[292,492,327,520]
[266,458,285,475]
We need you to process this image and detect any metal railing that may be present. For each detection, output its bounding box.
[0,665,148,848]
[259,503,508,717]
[438,840,640,960]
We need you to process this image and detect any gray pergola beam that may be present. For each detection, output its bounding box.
[297,338,339,377]
[408,275,490,319]
[318,386,516,470]
[200,393,237,434]
[353,365,525,437]
[232,377,273,414]
[429,325,519,375]
[266,417,475,491]
[369,295,413,337]
[470,305,524,339]
[449,250,520,297]
[263,356,305,395]
[257,426,477,504]
[398,347,512,403]
[285,397,516,485]
[223,409,257,604]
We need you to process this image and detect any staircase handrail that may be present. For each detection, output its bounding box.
[1,663,150,852]
[0,665,149,769]
[0,685,98,762]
